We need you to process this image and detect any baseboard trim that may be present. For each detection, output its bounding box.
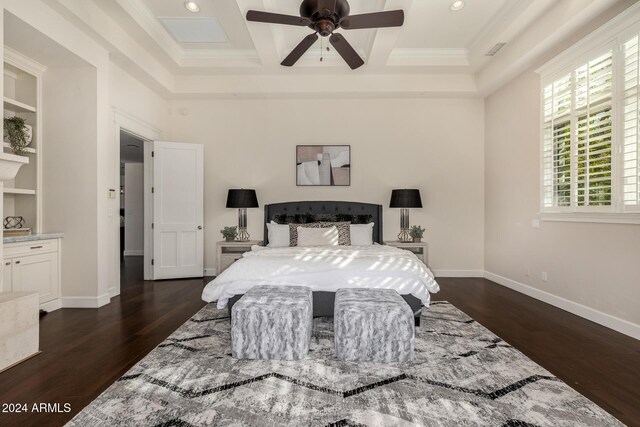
[123,250,144,256]
[40,299,62,313]
[61,293,111,309]
[484,271,640,341]
[204,268,216,277]
[433,270,484,278]
[108,287,120,298]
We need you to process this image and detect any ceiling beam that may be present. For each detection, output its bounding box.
[366,0,413,67]
[235,0,281,68]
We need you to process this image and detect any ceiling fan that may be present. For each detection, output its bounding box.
[246,0,405,70]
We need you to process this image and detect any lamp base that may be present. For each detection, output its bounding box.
[237,227,250,242]
[397,228,412,243]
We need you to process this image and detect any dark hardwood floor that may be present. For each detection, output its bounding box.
[433,278,640,427]
[0,257,207,427]
[1,266,638,426]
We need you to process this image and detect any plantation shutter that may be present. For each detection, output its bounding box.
[574,52,613,207]
[624,34,640,208]
[543,74,572,208]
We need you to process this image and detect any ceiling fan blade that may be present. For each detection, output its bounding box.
[329,33,364,70]
[340,10,404,30]
[246,10,311,26]
[282,34,319,67]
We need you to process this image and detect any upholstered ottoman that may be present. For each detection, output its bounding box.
[231,285,313,360]
[334,288,415,363]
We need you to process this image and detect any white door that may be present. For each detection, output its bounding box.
[152,141,204,279]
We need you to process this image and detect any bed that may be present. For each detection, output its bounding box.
[201,201,439,325]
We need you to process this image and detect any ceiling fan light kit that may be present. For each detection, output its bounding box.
[246,0,405,70]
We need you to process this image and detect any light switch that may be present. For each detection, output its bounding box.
[532,219,540,229]
[108,189,116,199]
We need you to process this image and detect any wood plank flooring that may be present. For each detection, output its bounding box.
[0,261,638,426]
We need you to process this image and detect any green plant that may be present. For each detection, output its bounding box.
[3,116,30,156]
[409,225,425,239]
[221,226,238,241]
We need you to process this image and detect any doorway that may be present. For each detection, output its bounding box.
[119,130,145,283]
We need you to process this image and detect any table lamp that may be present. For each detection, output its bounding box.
[389,189,422,243]
[226,189,259,241]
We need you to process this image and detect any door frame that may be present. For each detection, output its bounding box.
[113,110,162,294]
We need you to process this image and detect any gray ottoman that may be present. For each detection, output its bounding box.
[231,285,313,360]
[334,288,415,363]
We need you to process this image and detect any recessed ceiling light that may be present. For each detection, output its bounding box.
[450,1,465,11]
[184,1,200,13]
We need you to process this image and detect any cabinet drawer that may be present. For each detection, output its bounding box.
[4,239,58,258]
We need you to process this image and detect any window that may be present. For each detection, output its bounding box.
[624,35,640,208]
[539,10,640,222]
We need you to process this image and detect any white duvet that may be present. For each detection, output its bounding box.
[202,245,440,308]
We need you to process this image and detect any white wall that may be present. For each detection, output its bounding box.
[123,163,143,255]
[167,98,485,276]
[42,67,99,299]
[485,71,640,330]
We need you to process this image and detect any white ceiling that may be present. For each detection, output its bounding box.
[91,0,551,75]
[48,0,626,98]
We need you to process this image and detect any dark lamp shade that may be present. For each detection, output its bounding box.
[389,189,423,208]
[226,189,259,208]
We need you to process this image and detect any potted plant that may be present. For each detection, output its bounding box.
[3,116,31,155]
[220,226,238,242]
[409,225,425,243]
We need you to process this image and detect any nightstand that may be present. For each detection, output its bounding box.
[385,241,429,266]
[216,240,261,275]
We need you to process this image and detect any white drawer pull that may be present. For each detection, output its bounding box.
[30,245,43,250]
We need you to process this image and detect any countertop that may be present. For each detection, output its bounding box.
[3,233,64,244]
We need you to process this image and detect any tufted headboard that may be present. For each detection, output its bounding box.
[264,201,383,245]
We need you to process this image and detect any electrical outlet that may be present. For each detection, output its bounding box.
[541,272,548,282]
[525,269,531,277]
[532,219,541,229]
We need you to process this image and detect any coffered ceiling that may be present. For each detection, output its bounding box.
[48,0,625,97]
[92,0,550,74]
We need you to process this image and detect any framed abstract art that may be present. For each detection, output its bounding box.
[296,145,351,186]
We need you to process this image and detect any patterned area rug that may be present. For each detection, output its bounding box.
[68,301,624,427]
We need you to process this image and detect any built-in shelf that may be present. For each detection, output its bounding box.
[3,187,36,195]
[3,97,36,113]
[2,143,35,154]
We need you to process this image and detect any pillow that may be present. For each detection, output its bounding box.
[297,226,339,247]
[288,222,319,246]
[319,221,351,245]
[350,223,374,246]
[267,221,290,247]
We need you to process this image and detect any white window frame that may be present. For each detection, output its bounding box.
[537,4,640,224]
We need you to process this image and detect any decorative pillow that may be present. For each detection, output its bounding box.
[297,226,339,247]
[267,221,290,247]
[350,223,374,246]
[319,222,351,245]
[289,222,319,246]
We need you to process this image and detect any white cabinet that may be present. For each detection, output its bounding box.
[3,238,61,310]
[2,259,11,292]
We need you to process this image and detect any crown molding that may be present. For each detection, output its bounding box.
[388,48,469,67]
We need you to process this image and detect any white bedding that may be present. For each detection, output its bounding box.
[202,245,440,308]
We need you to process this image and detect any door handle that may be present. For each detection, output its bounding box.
[15,261,20,265]
[197,226,203,230]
